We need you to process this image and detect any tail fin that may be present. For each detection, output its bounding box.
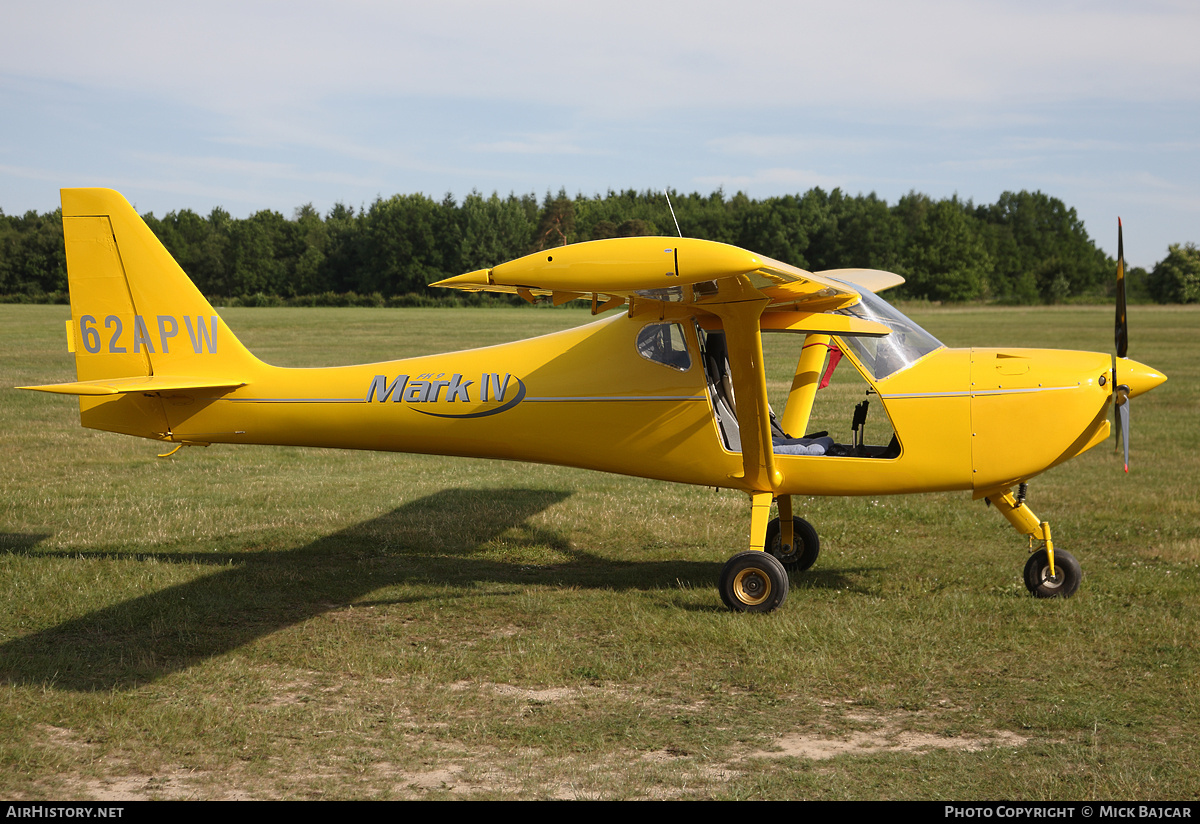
[20,188,259,440]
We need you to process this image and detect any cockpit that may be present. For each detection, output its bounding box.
[697,287,945,458]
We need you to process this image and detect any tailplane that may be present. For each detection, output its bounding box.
[19,188,260,440]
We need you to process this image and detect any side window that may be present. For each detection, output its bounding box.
[636,323,691,371]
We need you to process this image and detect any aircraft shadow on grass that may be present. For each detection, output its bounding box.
[1,488,864,692]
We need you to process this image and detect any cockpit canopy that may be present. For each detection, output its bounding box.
[834,288,944,380]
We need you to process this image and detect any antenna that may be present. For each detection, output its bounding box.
[664,189,682,238]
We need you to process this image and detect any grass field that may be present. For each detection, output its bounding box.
[2,302,1197,800]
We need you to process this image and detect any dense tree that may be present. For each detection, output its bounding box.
[532,191,576,250]
[736,193,817,268]
[0,209,66,295]
[359,194,460,294]
[3,188,1190,304]
[975,191,1108,302]
[320,202,364,294]
[227,209,291,296]
[288,204,329,295]
[670,189,739,244]
[144,207,236,296]
[902,198,991,301]
[1147,243,1200,303]
[458,191,538,270]
[826,190,905,272]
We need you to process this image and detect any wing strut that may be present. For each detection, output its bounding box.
[701,284,780,491]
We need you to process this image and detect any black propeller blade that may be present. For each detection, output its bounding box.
[1113,218,1130,472]
[1115,218,1128,359]
[1116,387,1130,473]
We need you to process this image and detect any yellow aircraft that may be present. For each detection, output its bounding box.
[20,189,1167,612]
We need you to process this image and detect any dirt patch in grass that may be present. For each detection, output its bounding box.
[73,771,255,802]
[35,724,90,752]
[456,680,603,704]
[1152,538,1200,564]
[745,710,1029,761]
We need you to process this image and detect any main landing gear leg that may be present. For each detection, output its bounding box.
[986,488,1081,598]
[777,495,795,553]
[749,491,772,552]
[718,491,789,613]
[766,495,821,572]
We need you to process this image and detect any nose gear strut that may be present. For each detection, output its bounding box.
[984,486,1081,598]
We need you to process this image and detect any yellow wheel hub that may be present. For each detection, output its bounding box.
[731,567,772,606]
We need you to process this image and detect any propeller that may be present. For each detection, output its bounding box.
[1110,219,1167,472]
[1115,218,1128,360]
[1114,218,1130,472]
[1115,382,1131,473]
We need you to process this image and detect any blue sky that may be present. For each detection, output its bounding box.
[2,1,1197,268]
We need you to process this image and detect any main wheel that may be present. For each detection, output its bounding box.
[1023,548,1081,598]
[719,551,789,612]
[765,516,820,571]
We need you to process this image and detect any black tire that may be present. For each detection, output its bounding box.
[765,516,820,571]
[1023,548,1081,598]
[719,551,789,613]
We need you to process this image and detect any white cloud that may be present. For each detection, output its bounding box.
[4,1,1200,121]
[128,152,381,189]
[706,134,890,157]
[470,136,598,156]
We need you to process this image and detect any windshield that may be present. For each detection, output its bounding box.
[834,288,943,380]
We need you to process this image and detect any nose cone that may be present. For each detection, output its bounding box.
[1117,357,1167,399]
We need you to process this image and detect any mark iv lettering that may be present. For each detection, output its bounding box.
[365,372,527,418]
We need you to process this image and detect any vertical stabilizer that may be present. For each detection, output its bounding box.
[54,188,261,439]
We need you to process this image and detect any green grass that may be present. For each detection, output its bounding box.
[1,303,1198,800]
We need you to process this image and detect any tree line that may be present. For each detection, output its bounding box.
[2,188,1196,304]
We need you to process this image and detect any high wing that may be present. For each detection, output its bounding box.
[433,237,904,493]
[432,237,904,323]
[432,236,902,315]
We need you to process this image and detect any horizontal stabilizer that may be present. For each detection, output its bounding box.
[19,376,245,396]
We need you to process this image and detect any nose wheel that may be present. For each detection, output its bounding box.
[1024,548,1081,598]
